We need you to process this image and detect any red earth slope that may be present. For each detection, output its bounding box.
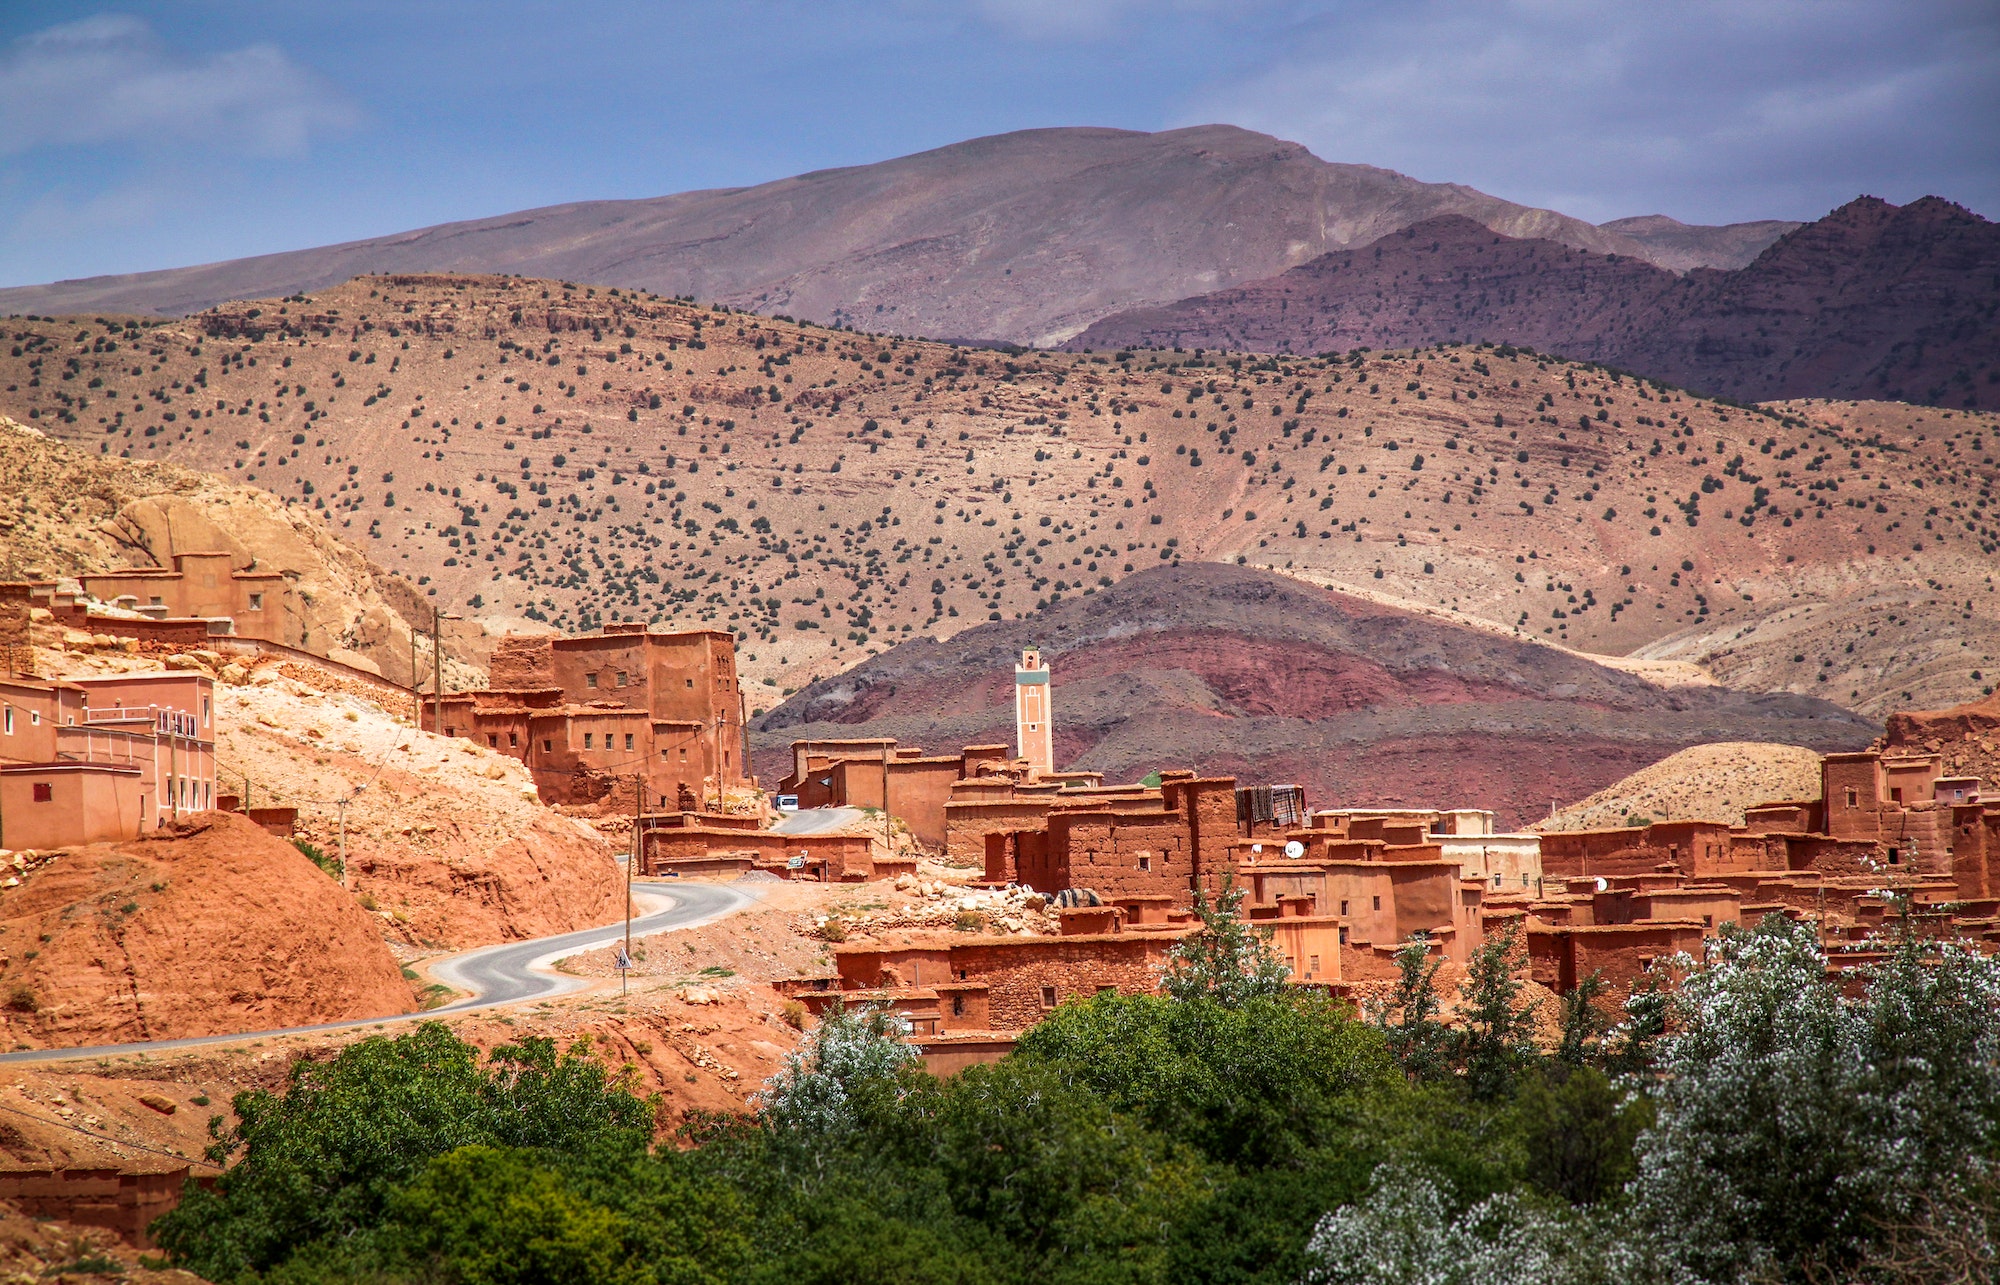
[751,563,1876,829]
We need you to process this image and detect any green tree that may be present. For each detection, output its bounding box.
[1161,874,1290,1006]
[1372,938,1449,1083]
[385,1145,635,1285]
[1515,1066,1651,1206]
[1452,924,1540,1101]
[155,1022,653,1281]
[1554,971,1612,1067]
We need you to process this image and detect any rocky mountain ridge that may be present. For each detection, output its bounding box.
[1069,197,2000,411]
[0,125,1791,346]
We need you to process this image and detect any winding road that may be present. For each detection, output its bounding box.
[0,877,764,1066]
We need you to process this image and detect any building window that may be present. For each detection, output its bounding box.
[542,739,553,752]
[248,593,264,610]
[685,678,694,688]
[951,995,965,1017]
[1339,899,1348,916]
[616,671,628,687]
[1138,855,1151,871]
[1372,896,1381,911]
[31,783,52,803]
[584,733,594,749]
[586,673,598,689]
[1845,788,1859,807]
[679,748,687,761]
[624,734,634,751]
[1338,927,1349,945]
[1308,955,1320,974]
[1889,787,1903,804]
[2,707,10,735]
[149,596,163,606]
[1887,848,1900,865]
[508,732,518,747]
[724,750,730,767]
[29,711,38,726]
[1040,986,1057,1008]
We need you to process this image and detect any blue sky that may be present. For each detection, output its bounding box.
[0,1,1993,287]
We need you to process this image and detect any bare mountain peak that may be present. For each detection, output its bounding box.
[0,124,1761,341]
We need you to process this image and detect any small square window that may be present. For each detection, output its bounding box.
[1137,855,1151,871]
[31,783,53,803]
[1845,788,1859,807]
[487,734,498,747]
[624,734,634,751]
[584,733,594,748]
[1889,787,1903,803]
[1308,955,1320,974]
[1040,986,1058,1008]
[508,732,518,747]
[1338,926,1349,945]
[248,593,264,610]
[685,677,694,688]
[616,671,628,687]
[542,739,553,752]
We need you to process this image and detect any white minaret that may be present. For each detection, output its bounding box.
[1015,647,1054,779]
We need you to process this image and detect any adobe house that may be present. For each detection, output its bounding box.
[80,552,294,647]
[780,740,1013,850]
[0,671,216,849]
[982,770,1240,901]
[819,901,1199,1032]
[439,623,749,809]
[1312,807,1544,893]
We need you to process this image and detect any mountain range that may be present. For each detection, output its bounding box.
[0,125,1793,350]
[1069,197,2000,412]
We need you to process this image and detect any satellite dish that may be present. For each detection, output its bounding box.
[1284,840,1305,859]
[1595,877,1608,892]
[1251,843,1264,854]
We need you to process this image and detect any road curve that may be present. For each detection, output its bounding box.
[0,878,763,1066]
[772,806,867,836]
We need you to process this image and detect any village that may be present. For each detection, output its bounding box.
[5,559,1994,1089]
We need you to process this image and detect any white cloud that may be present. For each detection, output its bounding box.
[0,14,359,158]
[1178,0,2000,223]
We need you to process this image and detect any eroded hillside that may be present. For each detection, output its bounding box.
[752,564,1873,829]
[2,273,1994,716]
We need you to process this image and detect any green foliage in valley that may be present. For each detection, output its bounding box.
[156,912,2000,1285]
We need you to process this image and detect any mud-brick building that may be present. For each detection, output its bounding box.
[780,740,1016,849]
[439,624,749,808]
[821,903,1200,1032]
[0,671,215,849]
[981,771,1241,901]
[79,552,295,646]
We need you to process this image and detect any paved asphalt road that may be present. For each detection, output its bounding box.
[0,878,762,1066]
[771,806,867,836]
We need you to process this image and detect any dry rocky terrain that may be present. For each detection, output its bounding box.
[1534,742,1825,831]
[0,416,480,686]
[3,272,1991,721]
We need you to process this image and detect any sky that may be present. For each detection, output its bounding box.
[0,1,1993,287]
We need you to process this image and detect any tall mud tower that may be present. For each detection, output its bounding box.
[1015,647,1054,780]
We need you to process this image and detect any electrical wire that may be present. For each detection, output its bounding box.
[0,1100,223,1171]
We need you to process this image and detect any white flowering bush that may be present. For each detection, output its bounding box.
[1630,915,2000,1283]
[760,1002,918,1141]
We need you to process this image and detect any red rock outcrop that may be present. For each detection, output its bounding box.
[0,812,415,1049]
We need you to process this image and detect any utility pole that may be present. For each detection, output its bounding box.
[431,605,444,735]
[625,776,641,996]
[411,625,420,728]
